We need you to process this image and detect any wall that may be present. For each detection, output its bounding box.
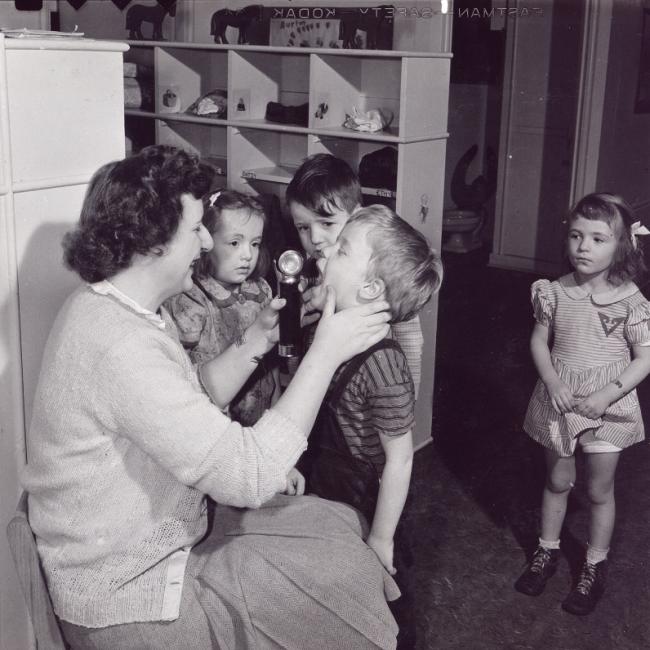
[58,0,452,51]
[1,5,56,650]
[596,0,650,222]
[0,0,54,30]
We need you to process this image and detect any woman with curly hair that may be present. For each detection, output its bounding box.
[22,145,399,649]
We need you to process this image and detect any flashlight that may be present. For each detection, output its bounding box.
[277,250,304,357]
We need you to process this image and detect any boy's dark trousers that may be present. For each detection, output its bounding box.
[300,339,416,649]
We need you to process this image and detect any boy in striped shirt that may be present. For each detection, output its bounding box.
[304,204,442,649]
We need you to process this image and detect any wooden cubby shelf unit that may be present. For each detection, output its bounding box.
[123,40,450,449]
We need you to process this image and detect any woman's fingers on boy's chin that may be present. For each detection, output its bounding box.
[367,324,390,347]
[356,299,390,315]
[322,286,336,317]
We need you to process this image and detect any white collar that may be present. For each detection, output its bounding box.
[90,280,166,329]
[558,273,639,306]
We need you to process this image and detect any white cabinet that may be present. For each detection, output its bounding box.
[0,35,127,649]
[124,41,450,449]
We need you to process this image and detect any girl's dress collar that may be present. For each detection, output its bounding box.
[558,273,639,305]
[195,276,266,307]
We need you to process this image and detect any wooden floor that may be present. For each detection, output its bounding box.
[405,249,650,649]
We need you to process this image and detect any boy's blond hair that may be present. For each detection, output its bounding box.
[349,205,443,323]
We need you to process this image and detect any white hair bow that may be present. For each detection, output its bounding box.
[631,221,650,249]
[208,190,222,207]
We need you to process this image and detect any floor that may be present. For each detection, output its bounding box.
[405,248,650,650]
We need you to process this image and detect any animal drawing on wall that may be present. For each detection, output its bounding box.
[210,5,264,44]
[339,5,393,49]
[125,2,177,41]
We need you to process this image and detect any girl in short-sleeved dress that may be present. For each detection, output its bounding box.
[165,190,276,426]
[515,193,650,617]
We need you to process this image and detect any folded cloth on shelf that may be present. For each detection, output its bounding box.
[123,76,153,110]
[343,107,392,133]
[123,61,153,79]
[265,101,309,126]
[186,89,228,119]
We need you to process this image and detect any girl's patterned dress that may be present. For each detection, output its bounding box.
[165,275,276,426]
[524,273,650,456]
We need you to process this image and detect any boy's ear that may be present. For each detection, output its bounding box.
[359,277,385,301]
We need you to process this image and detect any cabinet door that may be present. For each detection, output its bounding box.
[4,45,126,427]
[13,187,86,424]
[490,1,583,273]
[6,49,125,186]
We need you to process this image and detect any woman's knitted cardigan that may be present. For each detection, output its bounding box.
[21,285,306,627]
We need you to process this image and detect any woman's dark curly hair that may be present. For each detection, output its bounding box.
[63,145,215,282]
[195,189,270,281]
[566,192,647,286]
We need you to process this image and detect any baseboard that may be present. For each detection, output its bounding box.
[414,436,433,453]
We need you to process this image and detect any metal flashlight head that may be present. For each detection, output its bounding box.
[276,250,304,358]
[276,249,304,280]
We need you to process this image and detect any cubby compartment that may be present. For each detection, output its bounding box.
[310,136,398,199]
[156,47,228,119]
[228,127,307,195]
[228,51,309,127]
[310,53,449,140]
[310,54,401,138]
[157,120,227,178]
[125,114,156,153]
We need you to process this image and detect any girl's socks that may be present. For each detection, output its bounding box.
[539,537,561,550]
[586,544,609,565]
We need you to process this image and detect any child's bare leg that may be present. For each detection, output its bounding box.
[540,448,575,541]
[561,449,619,616]
[585,451,620,551]
[514,448,573,596]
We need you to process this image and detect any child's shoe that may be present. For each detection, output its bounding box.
[561,560,607,616]
[514,546,560,596]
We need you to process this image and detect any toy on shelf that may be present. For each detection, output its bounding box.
[210,5,264,44]
[125,2,176,41]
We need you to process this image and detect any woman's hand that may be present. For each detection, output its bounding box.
[543,377,575,414]
[246,297,286,353]
[366,534,395,575]
[573,390,609,419]
[311,287,391,365]
[283,467,305,496]
[300,283,327,327]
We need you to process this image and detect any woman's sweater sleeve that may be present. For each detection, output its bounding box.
[93,331,306,508]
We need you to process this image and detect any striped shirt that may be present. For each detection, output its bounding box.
[392,316,424,398]
[329,343,415,472]
[524,274,650,455]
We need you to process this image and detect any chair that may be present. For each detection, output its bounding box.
[6,492,68,649]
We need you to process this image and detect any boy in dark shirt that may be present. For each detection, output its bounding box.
[306,204,442,649]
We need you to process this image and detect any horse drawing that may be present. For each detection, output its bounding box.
[126,2,177,41]
[339,5,391,49]
[210,5,264,44]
